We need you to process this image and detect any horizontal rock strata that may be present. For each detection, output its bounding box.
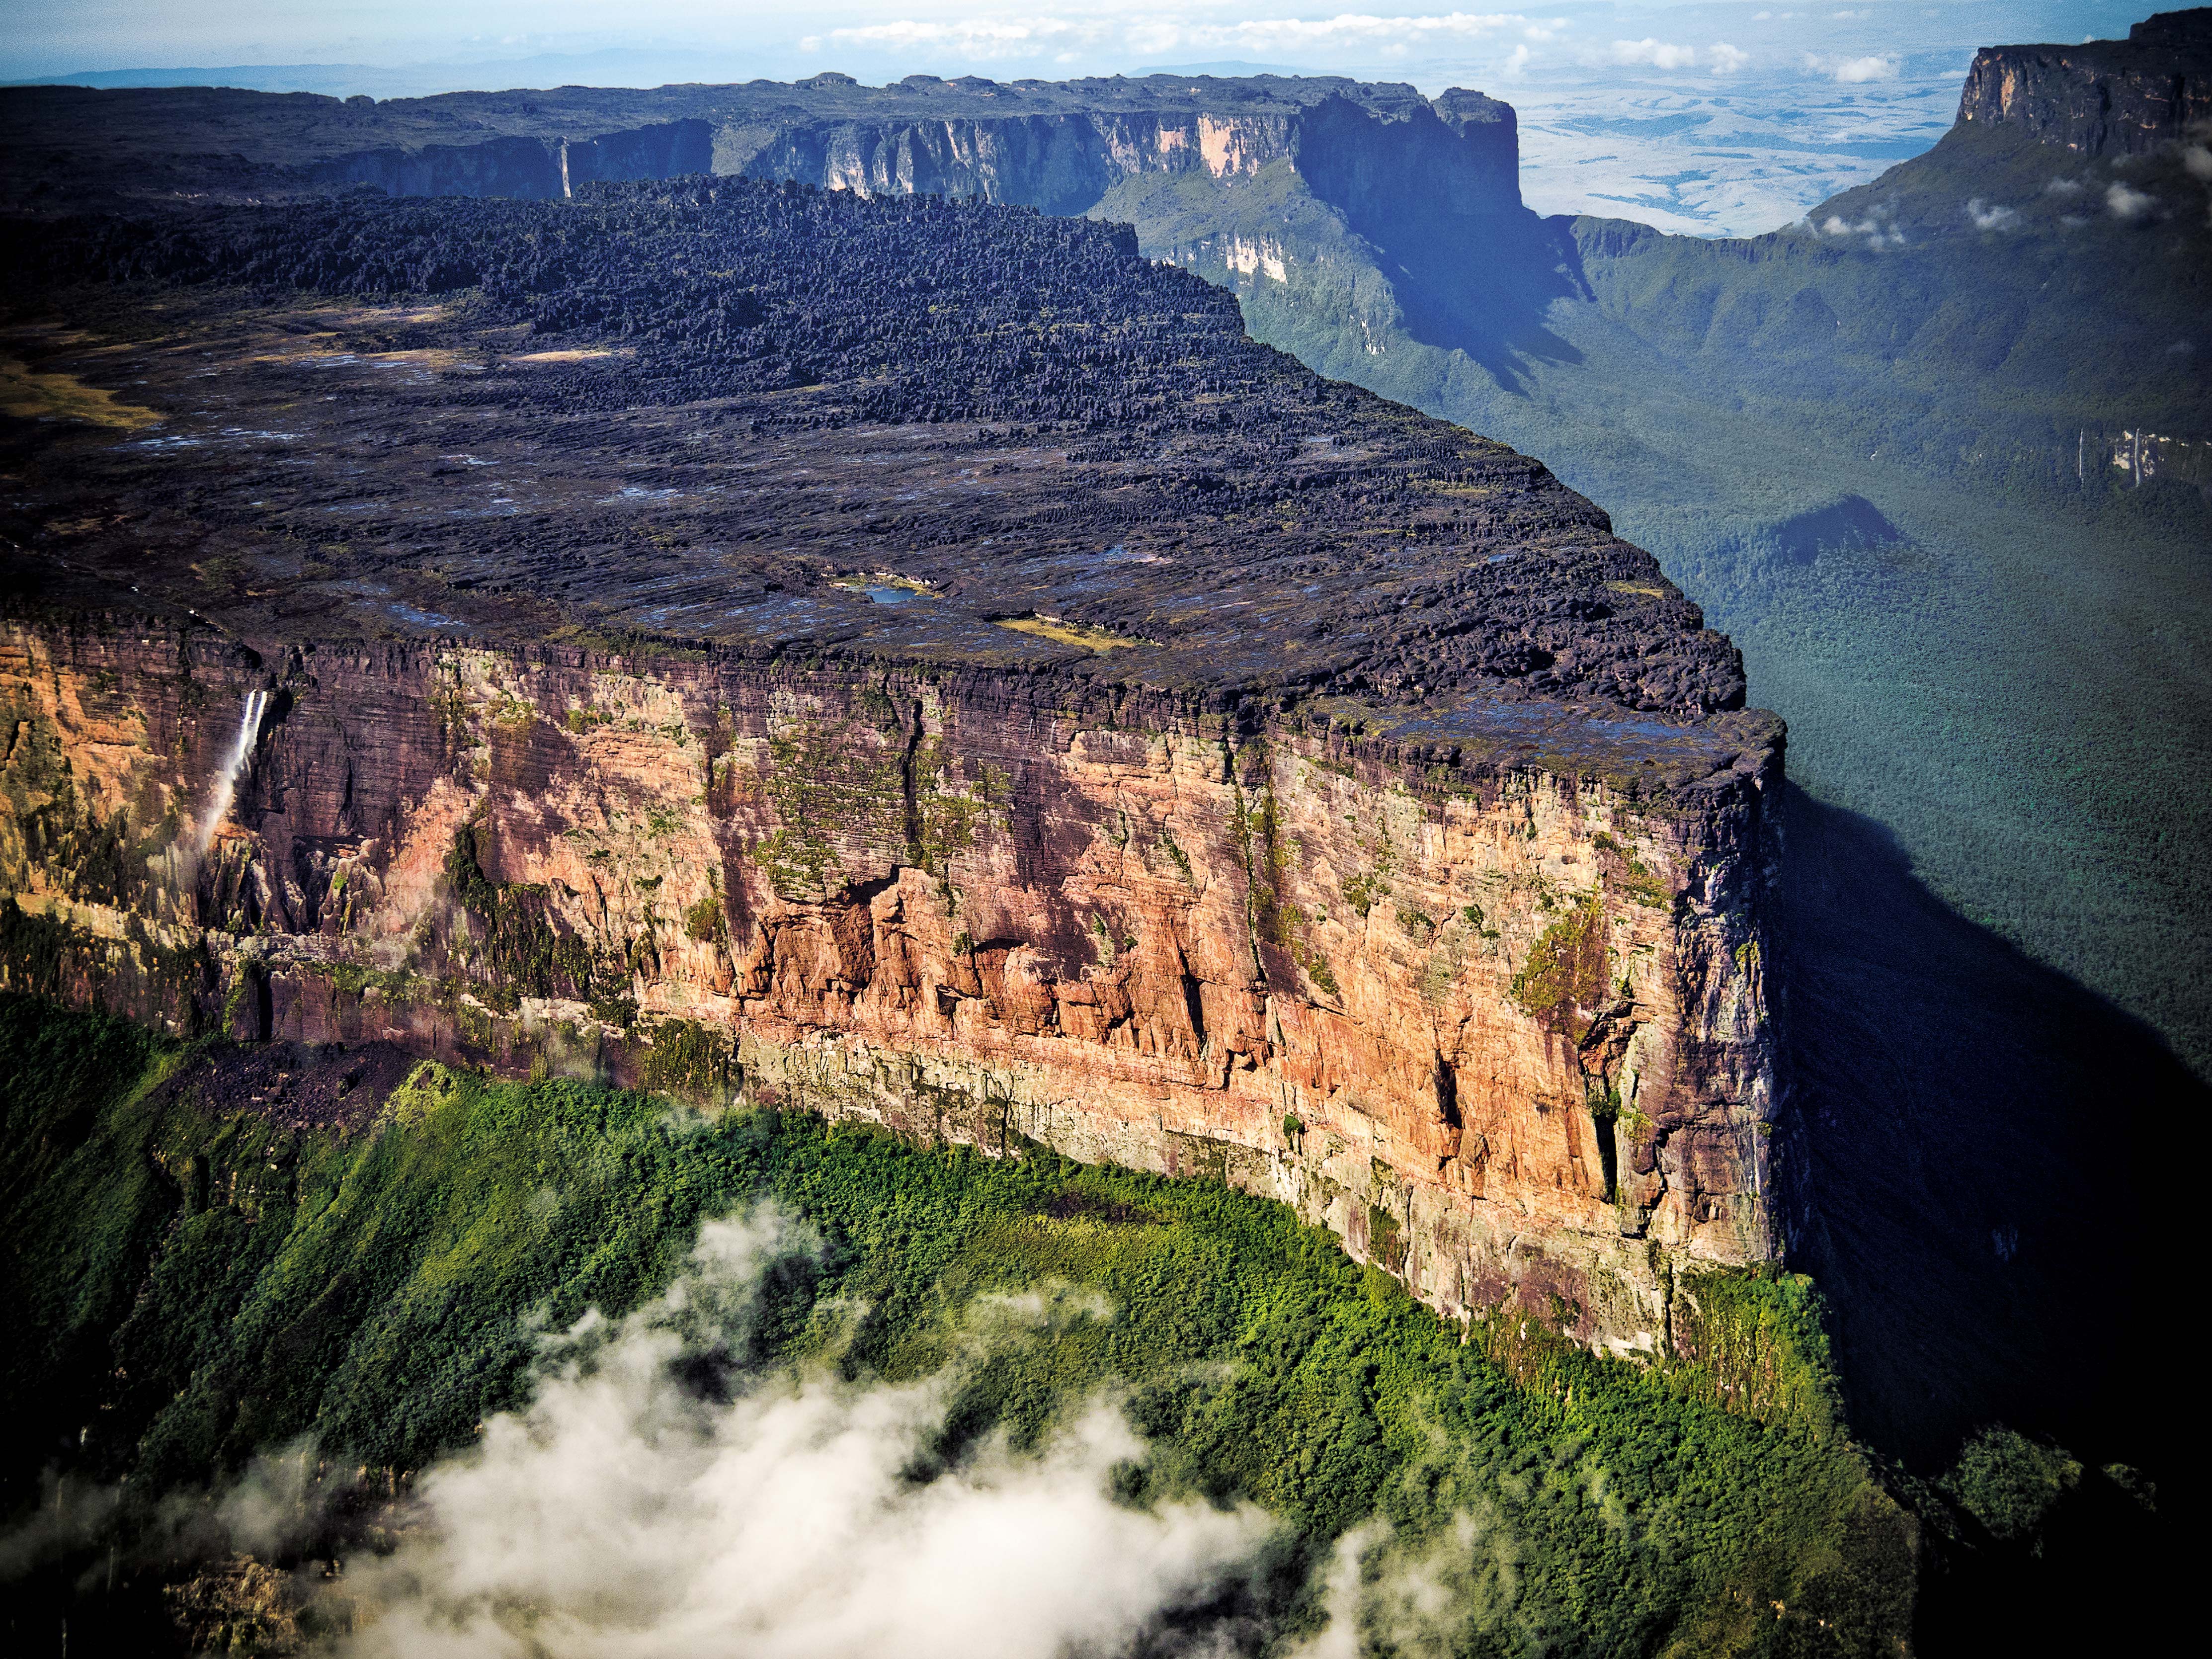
[0,619,1784,1355]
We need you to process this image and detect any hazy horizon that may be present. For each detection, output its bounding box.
[0,0,2152,84]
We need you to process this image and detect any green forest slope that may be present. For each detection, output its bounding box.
[0,998,2174,1655]
[0,996,1925,1657]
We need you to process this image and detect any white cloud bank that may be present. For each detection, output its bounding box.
[1285,1510,1533,1658]
[1610,37,1699,70]
[1801,50,1897,82]
[805,11,1546,62]
[1831,53,1898,82]
[328,1211,1279,1658]
[1605,37,1749,74]
[1817,209,1906,249]
[0,1205,1550,1658]
[2106,179,2157,219]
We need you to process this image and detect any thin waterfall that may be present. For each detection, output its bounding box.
[194,689,269,856]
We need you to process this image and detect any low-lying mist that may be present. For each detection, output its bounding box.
[0,1020,1928,1658]
[0,1191,1584,1657]
[321,1208,1283,1656]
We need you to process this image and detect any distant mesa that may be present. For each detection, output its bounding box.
[1957,6,2212,154]
[1137,62,1309,80]
[0,69,1523,221]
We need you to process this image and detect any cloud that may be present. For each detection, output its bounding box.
[1818,210,1906,249]
[0,1436,332,1596]
[1832,54,1898,82]
[323,1210,1278,1658]
[2106,180,2157,219]
[1286,1510,1530,1657]
[2045,175,2086,197]
[1612,37,1700,70]
[806,17,1106,59]
[1965,197,2018,231]
[1609,38,1747,73]
[2182,144,2212,182]
[0,1473,123,1581]
[810,11,1542,64]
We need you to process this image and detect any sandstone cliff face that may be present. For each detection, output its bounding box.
[0,145,1786,1363]
[0,616,1783,1357]
[1956,10,2212,156]
[0,75,1520,227]
[295,94,1522,227]
[315,120,720,201]
[749,109,1300,216]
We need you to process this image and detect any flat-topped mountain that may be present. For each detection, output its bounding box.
[1958,5,2212,154]
[0,23,2193,1646]
[0,70,1517,217]
[1,155,1787,1386]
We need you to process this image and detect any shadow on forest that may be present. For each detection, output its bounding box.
[1776,783,2190,1482]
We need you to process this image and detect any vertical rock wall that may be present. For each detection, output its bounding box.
[299,95,1525,226]
[0,617,1785,1357]
[1956,14,2212,156]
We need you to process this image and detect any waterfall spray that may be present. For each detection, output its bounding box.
[195,689,269,857]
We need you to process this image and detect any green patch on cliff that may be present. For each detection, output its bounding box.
[755,723,904,901]
[909,736,1009,879]
[639,1015,734,1095]
[1234,770,1341,1000]
[443,822,600,1009]
[0,690,175,910]
[682,892,725,944]
[0,995,1913,1656]
[1666,1263,1843,1439]
[1511,893,1609,1038]
[1366,1202,1408,1273]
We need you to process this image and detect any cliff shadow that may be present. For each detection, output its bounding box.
[1288,101,1590,391]
[1360,209,1591,392]
[1775,783,2190,1480]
